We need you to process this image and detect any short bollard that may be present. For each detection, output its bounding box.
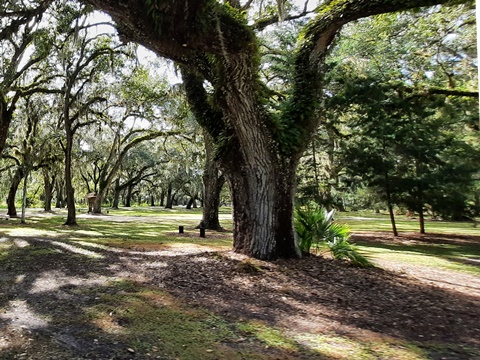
[179,226,184,234]
[199,228,206,238]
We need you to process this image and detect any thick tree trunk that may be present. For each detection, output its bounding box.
[227,162,299,260]
[165,183,173,209]
[182,54,303,259]
[7,168,23,218]
[112,179,121,209]
[125,185,133,207]
[197,134,226,231]
[55,179,66,208]
[150,194,155,206]
[159,189,165,207]
[217,53,300,260]
[93,194,103,214]
[0,97,13,157]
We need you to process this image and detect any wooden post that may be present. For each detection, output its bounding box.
[199,228,206,238]
[179,226,184,234]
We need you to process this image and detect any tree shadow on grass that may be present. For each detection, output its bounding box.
[151,251,480,359]
[0,236,332,359]
[0,232,479,358]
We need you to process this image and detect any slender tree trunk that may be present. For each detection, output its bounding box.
[384,171,398,236]
[21,171,29,224]
[415,162,425,234]
[7,168,23,218]
[150,194,155,206]
[112,191,120,209]
[473,191,480,216]
[64,126,77,225]
[186,197,193,210]
[419,206,426,234]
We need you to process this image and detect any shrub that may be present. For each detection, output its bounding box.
[294,203,373,267]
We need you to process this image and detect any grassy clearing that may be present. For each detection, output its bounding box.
[356,240,480,275]
[0,207,233,249]
[331,211,480,275]
[336,211,479,235]
[1,207,478,274]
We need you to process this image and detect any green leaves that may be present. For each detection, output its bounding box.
[294,203,373,267]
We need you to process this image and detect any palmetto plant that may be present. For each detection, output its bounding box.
[294,203,373,267]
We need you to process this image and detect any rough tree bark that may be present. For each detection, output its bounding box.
[197,133,226,231]
[81,0,465,259]
[6,168,24,218]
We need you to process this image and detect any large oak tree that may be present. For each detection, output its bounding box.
[77,0,470,259]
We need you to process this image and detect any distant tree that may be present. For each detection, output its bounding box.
[49,5,128,225]
[325,5,478,233]
[3,97,59,217]
[0,0,57,156]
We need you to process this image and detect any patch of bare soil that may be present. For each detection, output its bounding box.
[0,232,479,359]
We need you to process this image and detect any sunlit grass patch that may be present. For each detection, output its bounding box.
[336,212,479,235]
[354,233,480,276]
[294,333,430,359]
[237,321,298,352]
